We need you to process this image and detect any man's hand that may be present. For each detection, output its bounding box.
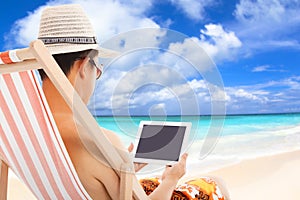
[161,153,188,182]
[127,143,147,172]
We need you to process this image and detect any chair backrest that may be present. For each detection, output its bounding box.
[1,70,92,199]
[0,40,148,200]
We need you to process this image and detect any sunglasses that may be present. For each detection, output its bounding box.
[75,57,102,80]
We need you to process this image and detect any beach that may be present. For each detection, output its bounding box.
[6,115,300,199]
[182,149,300,200]
[7,170,36,200]
[7,150,300,200]
[181,123,300,200]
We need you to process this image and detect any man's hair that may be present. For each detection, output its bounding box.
[38,49,98,81]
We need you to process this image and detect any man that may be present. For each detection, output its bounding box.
[38,4,188,200]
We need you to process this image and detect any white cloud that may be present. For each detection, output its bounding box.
[88,23,241,115]
[247,76,300,91]
[95,23,241,115]
[284,76,300,90]
[4,1,241,75]
[90,71,227,115]
[199,24,242,62]
[148,103,167,116]
[223,76,300,114]
[233,0,300,50]
[81,0,159,42]
[235,0,285,23]
[90,71,300,115]
[167,37,215,72]
[166,24,242,70]
[252,65,270,72]
[90,63,192,112]
[101,28,165,54]
[4,0,160,49]
[225,87,270,103]
[4,6,45,48]
[252,64,287,72]
[233,89,260,101]
[7,0,298,115]
[168,0,215,20]
[188,79,207,90]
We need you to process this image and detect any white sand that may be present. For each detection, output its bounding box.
[7,170,36,200]
[182,150,300,200]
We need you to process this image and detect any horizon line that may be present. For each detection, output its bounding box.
[92,111,300,117]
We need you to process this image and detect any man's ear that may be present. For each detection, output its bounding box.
[78,57,89,79]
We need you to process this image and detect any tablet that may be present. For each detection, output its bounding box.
[132,121,191,165]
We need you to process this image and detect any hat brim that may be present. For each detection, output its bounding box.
[97,46,120,58]
[44,43,120,58]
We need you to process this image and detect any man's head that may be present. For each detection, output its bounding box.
[38,49,100,81]
[38,4,118,57]
[39,48,101,103]
[37,4,118,80]
[37,4,118,103]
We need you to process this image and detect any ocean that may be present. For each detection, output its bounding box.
[95,113,300,175]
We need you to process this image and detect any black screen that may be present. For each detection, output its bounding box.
[135,125,186,161]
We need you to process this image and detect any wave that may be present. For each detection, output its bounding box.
[185,124,300,173]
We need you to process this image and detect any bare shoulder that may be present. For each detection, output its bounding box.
[72,139,119,199]
[56,119,120,199]
[52,114,123,198]
[54,113,126,150]
[99,127,126,150]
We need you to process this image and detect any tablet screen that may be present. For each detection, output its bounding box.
[135,124,187,161]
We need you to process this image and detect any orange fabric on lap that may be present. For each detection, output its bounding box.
[139,177,226,200]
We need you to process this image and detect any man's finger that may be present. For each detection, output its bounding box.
[128,142,134,152]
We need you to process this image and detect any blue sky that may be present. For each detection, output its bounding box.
[1,0,300,116]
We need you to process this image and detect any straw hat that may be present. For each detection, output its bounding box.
[38,4,119,58]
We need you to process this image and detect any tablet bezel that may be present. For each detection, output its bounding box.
[132,121,191,165]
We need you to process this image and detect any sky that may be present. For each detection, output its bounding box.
[1,0,300,116]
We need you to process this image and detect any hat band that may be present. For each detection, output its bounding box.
[38,37,97,45]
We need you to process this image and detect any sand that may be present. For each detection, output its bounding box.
[7,170,36,200]
[6,150,300,199]
[182,150,300,200]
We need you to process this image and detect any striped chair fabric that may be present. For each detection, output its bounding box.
[0,51,92,199]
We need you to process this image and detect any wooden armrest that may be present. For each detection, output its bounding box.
[0,160,9,200]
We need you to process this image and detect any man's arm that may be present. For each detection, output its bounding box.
[78,125,188,200]
[148,153,188,200]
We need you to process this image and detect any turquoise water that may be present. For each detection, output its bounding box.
[95,113,300,173]
[96,113,300,141]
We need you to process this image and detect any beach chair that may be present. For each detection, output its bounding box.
[0,40,148,200]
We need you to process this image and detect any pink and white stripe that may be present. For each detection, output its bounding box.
[0,69,92,200]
